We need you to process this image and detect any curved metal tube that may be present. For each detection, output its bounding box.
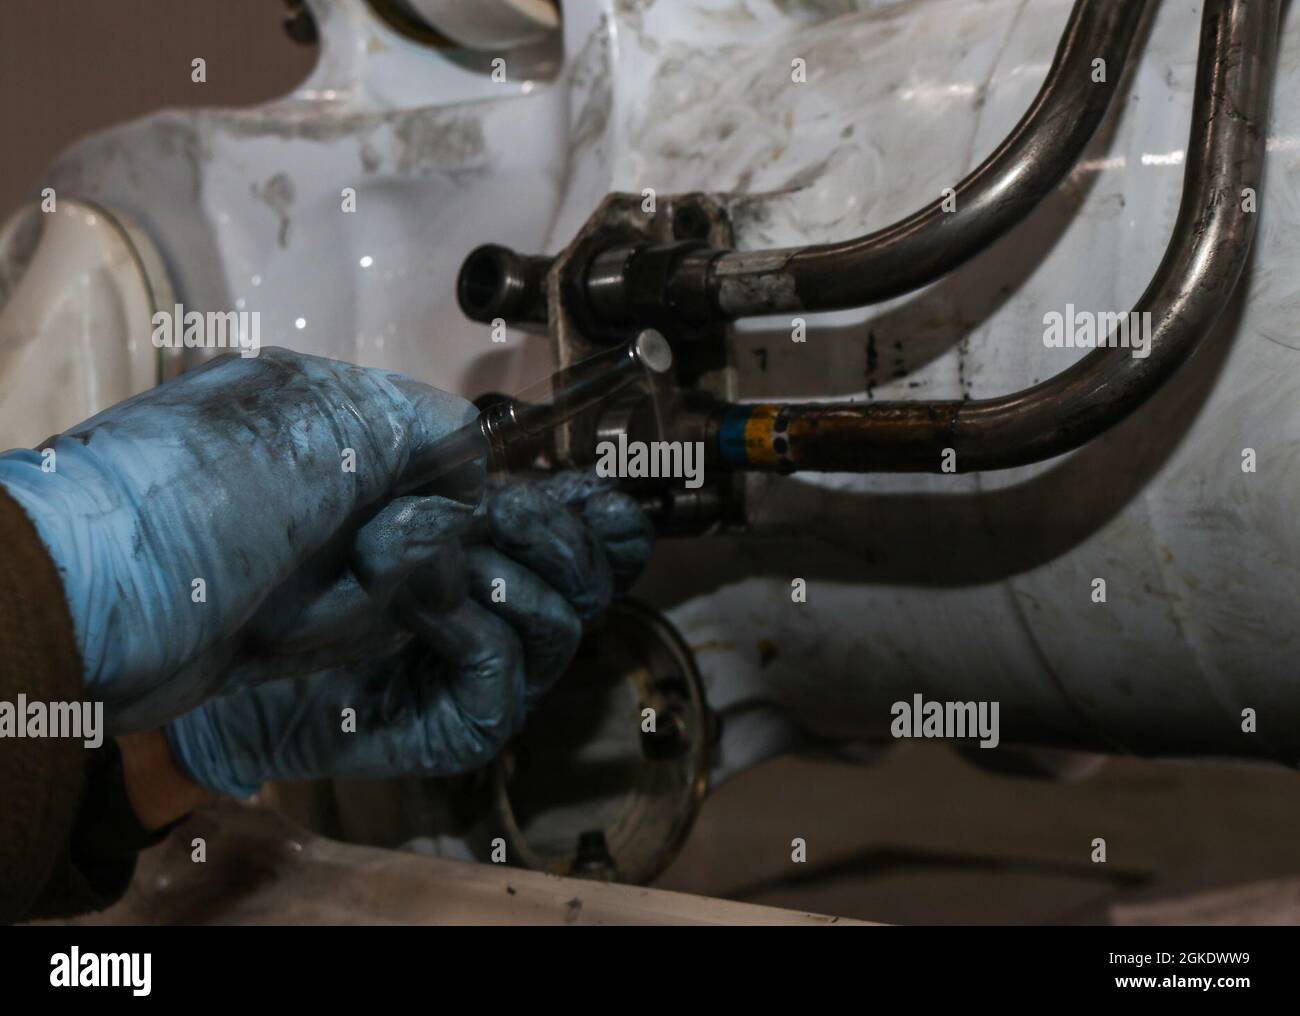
[715,0,1278,473]
[457,0,1152,330]
[707,0,1151,318]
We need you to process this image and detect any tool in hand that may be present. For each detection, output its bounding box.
[398,329,673,496]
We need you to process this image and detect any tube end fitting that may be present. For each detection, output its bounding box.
[457,244,552,325]
[633,329,674,374]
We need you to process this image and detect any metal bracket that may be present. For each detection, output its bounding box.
[545,192,742,531]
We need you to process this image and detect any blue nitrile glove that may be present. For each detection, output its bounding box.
[0,345,654,795]
[163,471,654,796]
[0,348,482,732]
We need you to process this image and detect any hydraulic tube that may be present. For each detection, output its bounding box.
[705,0,1152,318]
[710,0,1279,475]
[456,0,1151,329]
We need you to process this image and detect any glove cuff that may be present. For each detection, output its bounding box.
[165,707,263,800]
[0,446,142,689]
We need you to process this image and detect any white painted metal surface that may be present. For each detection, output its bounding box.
[0,200,168,449]
[7,0,1300,770]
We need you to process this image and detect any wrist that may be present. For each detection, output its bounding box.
[165,707,264,799]
[116,729,214,830]
[68,734,198,898]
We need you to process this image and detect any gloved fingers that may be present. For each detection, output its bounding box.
[253,571,397,655]
[395,597,533,774]
[519,469,653,588]
[408,599,531,772]
[463,545,583,707]
[218,625,412,692]
[12,348,492,712]
[538,468,615,508]
[484,482,614,622]
[165,660,407,795]
[349,494,472,611]
[579,489,655,590]
[394,595,530,754]
[383,373,484,507]
[246,494,470,656]
[166,605,531,793]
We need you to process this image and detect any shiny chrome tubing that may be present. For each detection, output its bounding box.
[715,0,1278,473]
[708,0,1150,318]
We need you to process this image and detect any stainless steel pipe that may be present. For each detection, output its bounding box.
[707,0,1152,318]
[715,0,1279,475]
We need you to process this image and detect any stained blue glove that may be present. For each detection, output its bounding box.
[0,348,479,729]
[163,472,654,795]
[0,348,654,794]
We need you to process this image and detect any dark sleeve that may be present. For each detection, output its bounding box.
[0,487,138,923]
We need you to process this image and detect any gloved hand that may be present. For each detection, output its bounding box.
[0,349,653,794]
[164,472,654,796]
